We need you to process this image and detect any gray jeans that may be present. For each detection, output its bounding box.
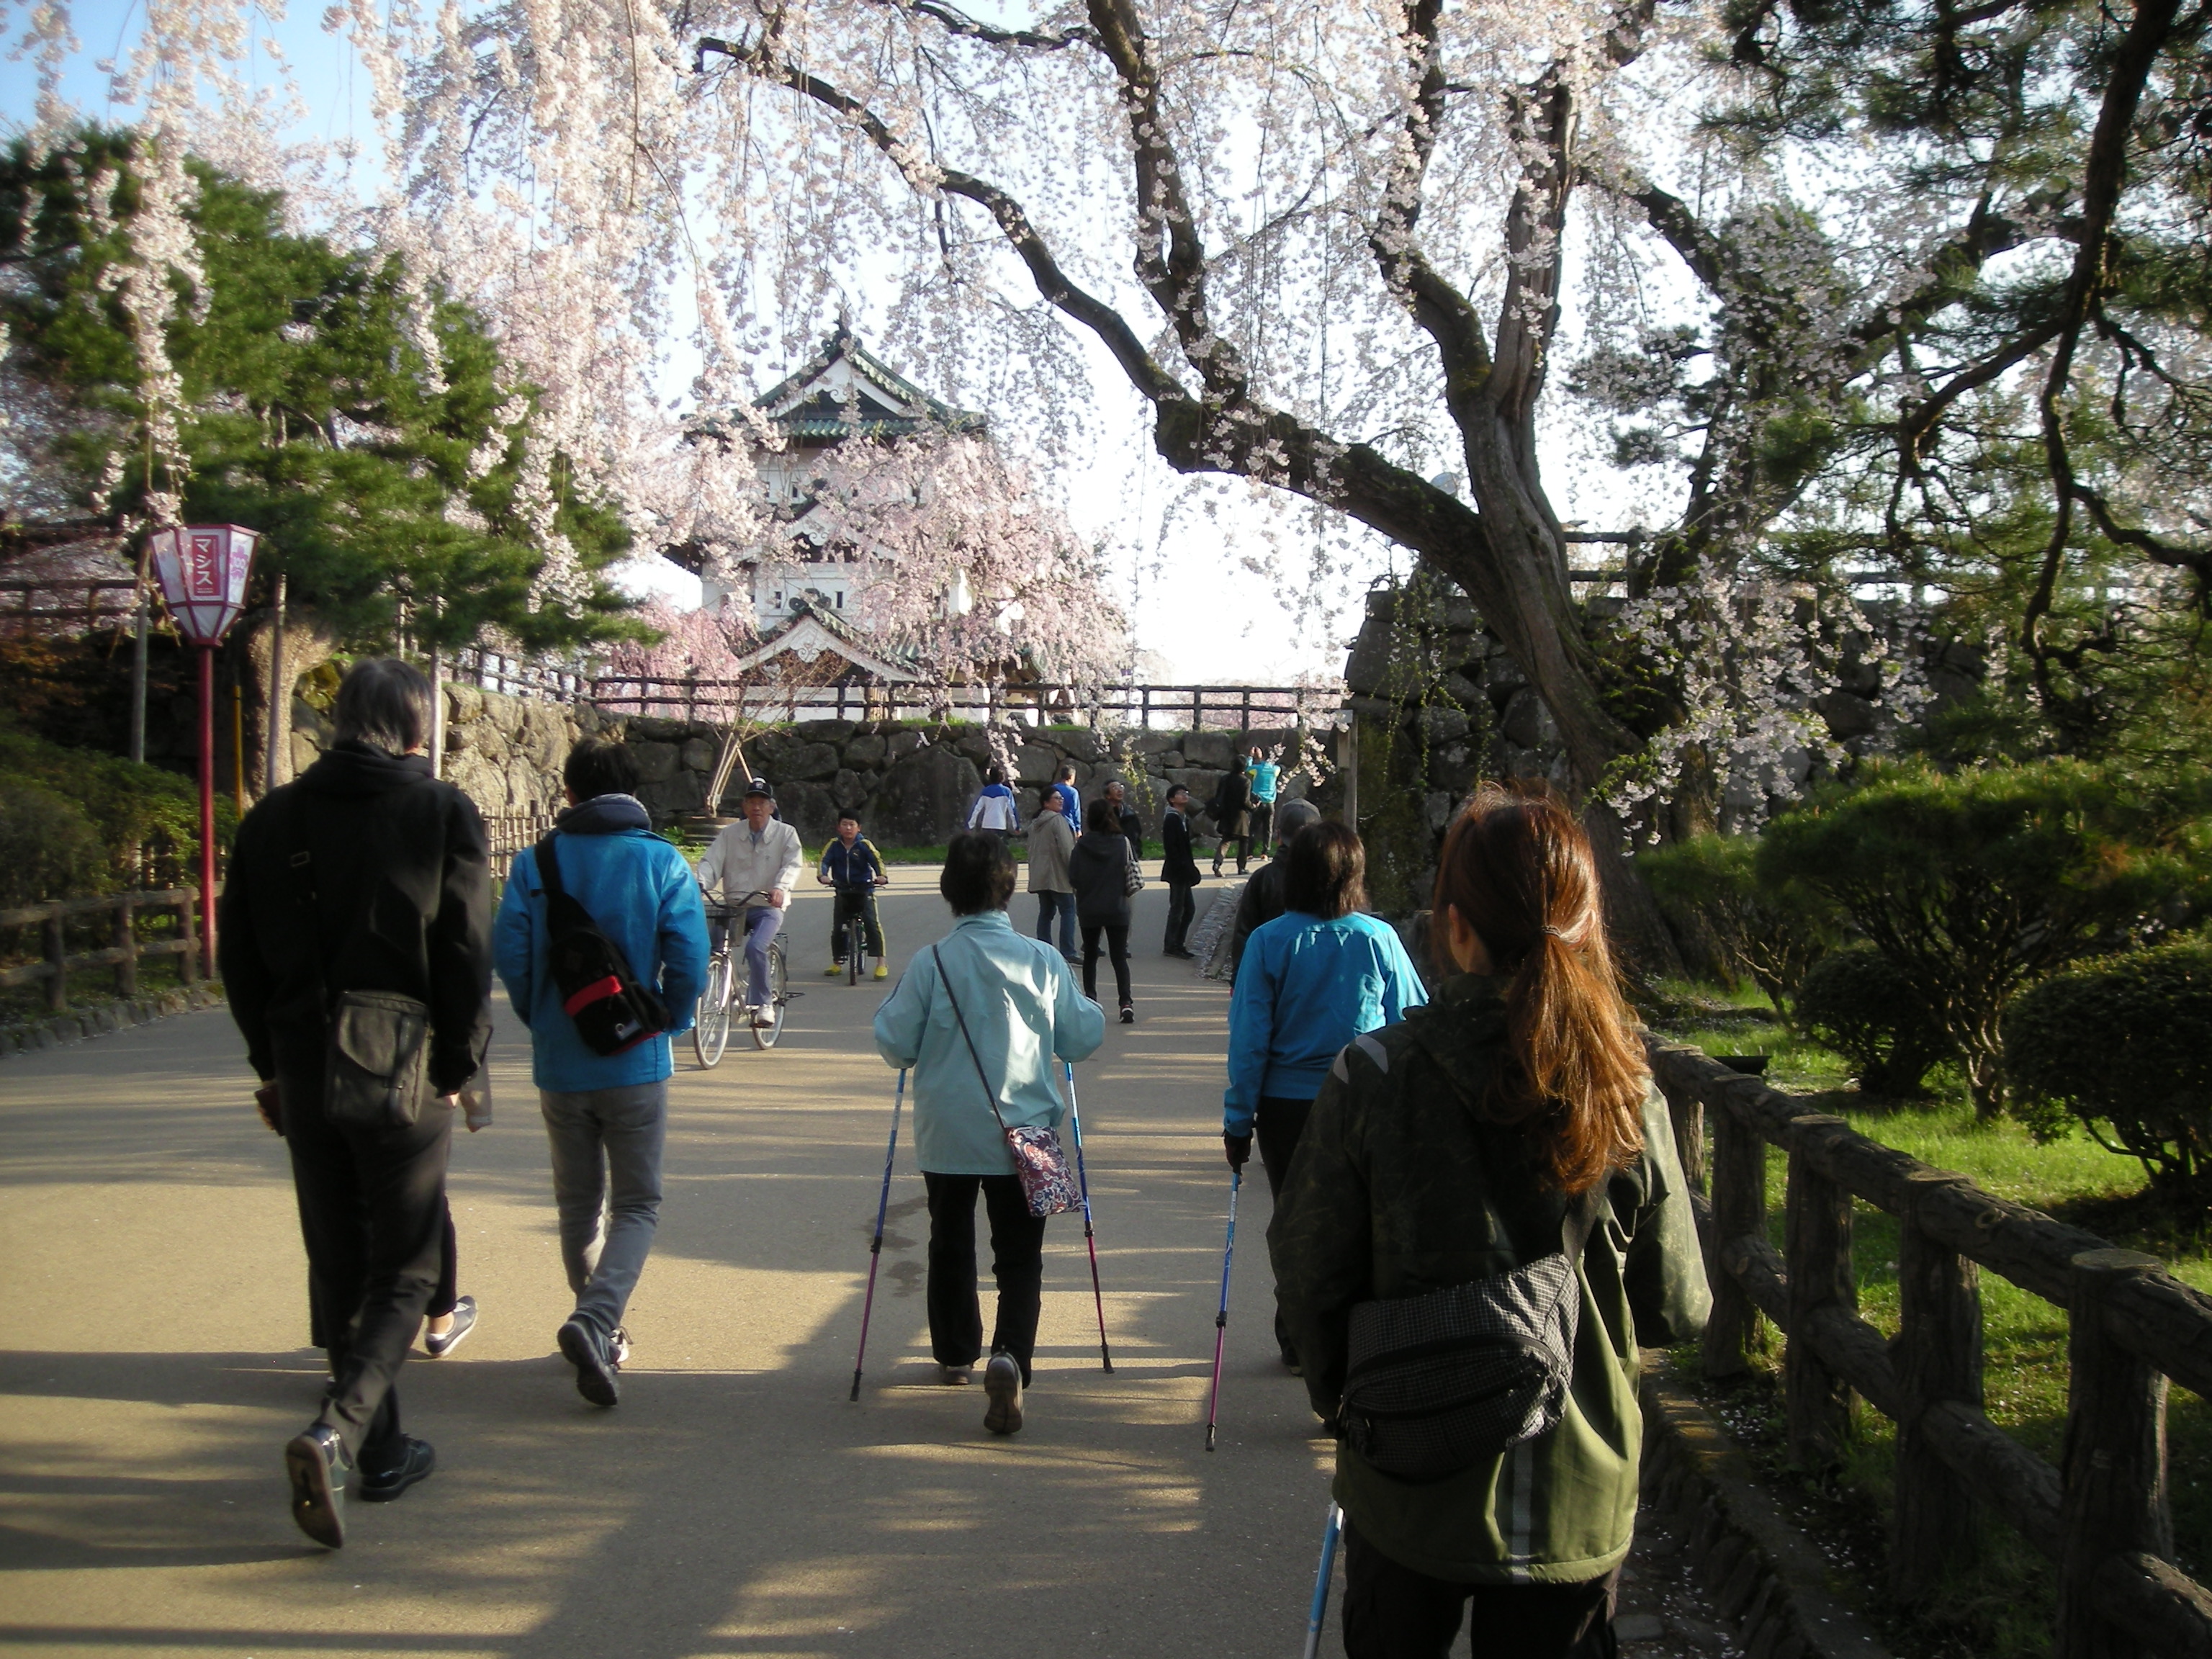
[539,1080,668,1339]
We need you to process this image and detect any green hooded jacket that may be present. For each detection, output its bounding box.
[1267,974,1710,1585]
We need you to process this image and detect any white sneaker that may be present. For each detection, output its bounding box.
[748,1007,774,1028]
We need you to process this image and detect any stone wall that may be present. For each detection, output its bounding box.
[290,684,1325,847]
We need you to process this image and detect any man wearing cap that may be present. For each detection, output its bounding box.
[696,780,806,1025]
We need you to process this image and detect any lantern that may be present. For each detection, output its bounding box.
[148,525,259,975]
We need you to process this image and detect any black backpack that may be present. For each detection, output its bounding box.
[532,833,670,1056]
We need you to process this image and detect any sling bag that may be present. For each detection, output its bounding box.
[285,791,431,1132]
[533,832,670,1056]
[931,942,1079,1218]
[1337,1184,1606,1484]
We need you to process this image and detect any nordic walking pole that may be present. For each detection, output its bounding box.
[1063,1059,1113,1372]
[1301,1502,1345,1659]
[1205,1164,1242,1451]
[850,1068,907,1402]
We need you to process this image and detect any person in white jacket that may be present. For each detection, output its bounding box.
[696,778,805,1024]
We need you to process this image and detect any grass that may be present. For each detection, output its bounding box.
[1648,986,2212,1659]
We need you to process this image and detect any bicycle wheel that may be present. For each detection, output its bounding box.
[754,941,789,1048]
[693,953,732,1068]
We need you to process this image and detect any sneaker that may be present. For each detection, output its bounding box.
[982,1352,1025,1436]
[825,962,843,976]
[609,1326,632,1367]
[938,1363,973,1386]
[873,962,889,979]
[557,1316,620,1408]
[749,1007,775,1028]
[283,1425,350,1548]
[358,1436,436,1503]
[1120,1004,1135,1025]
[423,1295,477,1358]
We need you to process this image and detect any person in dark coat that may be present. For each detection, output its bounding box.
[1102,778,1144,850]
[1069,799,1139,1022]
[1209,762,1254,876]
[220,658,493,1549]
[1228,798,1322,978]
[1160,784,1202,958]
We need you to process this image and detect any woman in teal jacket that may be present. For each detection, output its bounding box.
[874,832,1105,1436]
[1224,820,1426,1369]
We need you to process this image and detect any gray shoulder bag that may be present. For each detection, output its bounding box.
[287,791,431,1131]
[1337,1184,1605,1484]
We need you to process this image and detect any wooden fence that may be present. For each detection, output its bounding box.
[586,675,1341,732]
[0,889,202,1010]
[1,577,139,638]
[483,811,560,880]
[1651,1040,2212,1658]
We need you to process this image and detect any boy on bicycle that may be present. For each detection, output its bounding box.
[817,812,889,979]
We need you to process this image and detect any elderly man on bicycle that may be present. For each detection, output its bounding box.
[696,778,805,1028]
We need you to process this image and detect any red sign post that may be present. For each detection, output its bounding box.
[148,526,258,974]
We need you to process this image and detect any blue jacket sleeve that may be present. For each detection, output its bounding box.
[657,849,711,1035]
[493,848,538,1028]
[1375,926,1430,1023]
[1223,933,1277,1136]
[873,951,935,1069]
[1049,956,1107,1066]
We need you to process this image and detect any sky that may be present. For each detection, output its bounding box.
[0,2,1647,686]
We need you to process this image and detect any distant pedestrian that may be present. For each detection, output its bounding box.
[817,811,889,979]
[873,833,1105,1435]
[1022,786,1079,962]
[1102,778,1144,849]
[696,778,805,1025]
[1069,797,1141,1022]
[220,657,492,1547]
[1053,763,1083,834]
[1209,760,1253,876]
[1224,822,1426,1370]
[966,766,1022,840]
[1269,783,1710,1658]
[495,737,711,1408]
[1160,783,1202,958]
[1228,797,1322,977]
[1246,744,1281,855]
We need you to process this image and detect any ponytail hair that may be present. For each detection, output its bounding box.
[1431,781,1647,1194]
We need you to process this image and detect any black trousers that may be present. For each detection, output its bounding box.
[1249,801,1274,854]
[922,1172,1047,1385]
[281,1071,453,1475]
[1081,920,1132,1007]
[1341,1519,1620,1658]
[830,888,885,958]
[430,1195,458,1320]
[1255,1093,1314,1353]
[1164,880,1198,953]
[1213,833,1250,873]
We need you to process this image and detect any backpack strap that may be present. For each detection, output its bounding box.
[533,832,565,899]
[930,942,1014,1141]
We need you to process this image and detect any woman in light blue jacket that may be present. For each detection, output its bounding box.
[1224,820,1426,1370]
[874,832,1105,1435]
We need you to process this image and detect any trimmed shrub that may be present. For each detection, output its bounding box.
[1638,832,1838,1017]
[0,784,109,907]
[1758,760,2210,1118]
[2005,940,2212,1200]
[1796,943,1952,1097]
[0,726,228,890]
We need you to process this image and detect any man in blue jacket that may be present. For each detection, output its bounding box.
[494,737,709,1408]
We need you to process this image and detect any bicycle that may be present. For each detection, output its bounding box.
[694,889,794,1066]
[821,873,889,986]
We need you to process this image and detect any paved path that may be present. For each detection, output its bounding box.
[0,868,1725,1658]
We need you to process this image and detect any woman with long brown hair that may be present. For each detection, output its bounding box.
[1269,782,1709,1658]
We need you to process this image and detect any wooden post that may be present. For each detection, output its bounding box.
[2058,1249,2171,1659]
[1893,1171,1985,1600]
[177,890,199,984]
[42,903,66,1013]
[115,896,139,999]
[1701,1094,1766,1378]
[1668,1089,1707,1195]
[1785,1143,1856,1470]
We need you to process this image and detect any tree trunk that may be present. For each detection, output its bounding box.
[237,605,336,797]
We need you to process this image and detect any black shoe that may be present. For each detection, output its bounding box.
[559,1316,620,1407]
[1165,947,1196,960]
[1120,1004,1135,1025]
[358,1437,436,1503]
[1280,1343,1303,1377]
[424,1295,477,1358]
[284,1425,350,1548]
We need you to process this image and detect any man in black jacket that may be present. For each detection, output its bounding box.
[1227,797,1321,979]
[220,659,493,1549]
[1160,784,1202,958]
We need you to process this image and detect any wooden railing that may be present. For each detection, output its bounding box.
[0,577,139,638]
[0,889,202,1010]
[1650,1040,2212,1658]
[586,675,1343,732]
[483,811,559,880]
